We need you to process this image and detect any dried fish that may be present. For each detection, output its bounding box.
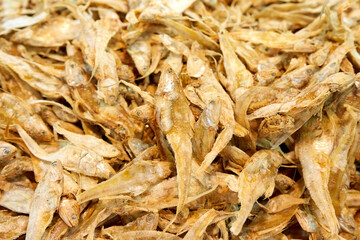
[0,92,52,141]
[264,194,309,213]
[59,197,80,227]
[297,115,339,236]
[155,65,194,215]
[26,161,63,240]
[11,17,80,47]
[230,150,283,235]
[219,30,253,99]
[1,157,33,178]
[44,218,69,240]
[0,51,69,99]
[76,160,172,203]
[101,213,159,238]
[0,0,359,238]
[0,210,28,240]
[17,125,115,179]
[53,122,120,158]
[0,181,34,214]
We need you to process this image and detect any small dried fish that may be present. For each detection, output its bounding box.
[111,230,182,240]
[0,210,28,240]
[155,65,194,215]
[230,150,283,235]
[59,197,80,227]
[297,115,339,236]
[76,160,172,203]
[0,0,359,238]
[264,194,309,213]
[296,206,318,233]
[127,37,152,76]
[0,92,52,141]
[230,29,318,52]
[1,157,33,178]
[0,181,34,214]
[53,122,120,158]
[193,99,221,163]
[101,213,159,238]
[17,125,115,178]
[183,209,232,240]
[44,218,69,240]
[0,51,69,99]
[11,17,80,47]
[219,30,253,99]
[26,161,63,240]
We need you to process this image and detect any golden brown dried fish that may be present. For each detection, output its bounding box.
[296,206,318,233]
[264,194,309,213]
[44,218,69,240]
[111,230,182,240]
[26,161,63,240]
[11,16,80,47]
[230,150,283,235]
[219,29,253,99]
[243,206,298,240]
[230,29,318,52]
[127,37,152,76]
[101,213,159,238]
[296,115,339,236]
[76,160,172,203]
[242,179,305,239]
[59,197,80,227]
[0,180,34,214]
[195,68,247,173]
[0,0,359,238]
[0,51,69,99]
[155,65,194,216]
[193,99,221,163]
[310,43,353,85]
[0,92,52,141]
[53,122,120,158]
[159,19,219,51]
[183,209,233,240]
[40,107,83,135]
[327,107,357,216]
[63,170,80,196]
[309,42,333,67]
[0,210,28,240]
[17,125,115,179]
[1,157,33,178]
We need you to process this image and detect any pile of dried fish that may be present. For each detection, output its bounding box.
[0,0,360,239]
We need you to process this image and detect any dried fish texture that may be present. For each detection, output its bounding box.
[17,125,115,179]
[11,17,80,47]
[297,115,339,236]
[0,180,34,214]
[0,93,52,141]
[76,160,172,203]
[26,161,63,240]
[155,65,194,215]
[0,210,28,240]
[230,150,283,235]
[0,0,359,239]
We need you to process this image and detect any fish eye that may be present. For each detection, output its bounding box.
[2,148,10,155]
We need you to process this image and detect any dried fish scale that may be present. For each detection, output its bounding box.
[0,0,359,239]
